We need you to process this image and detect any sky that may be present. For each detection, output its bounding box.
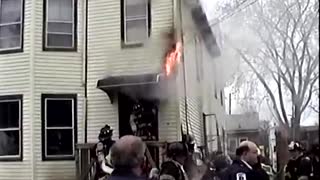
[200,0,319,126]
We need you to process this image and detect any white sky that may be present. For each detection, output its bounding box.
[200,0,319,126]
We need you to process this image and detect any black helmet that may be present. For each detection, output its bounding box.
[182,134,195,153]
[288,141,303,152]
[167,142,188,158]
[98,124,113,142]
[132,103,143,115]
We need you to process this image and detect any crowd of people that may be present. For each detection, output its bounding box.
[92,124,319,180]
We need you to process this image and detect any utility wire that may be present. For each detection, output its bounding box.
[209,0,258,27]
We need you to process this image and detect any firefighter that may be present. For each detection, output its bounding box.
[285,141,312,180]
[221,141,259,180]
[309,144,319,180]
[130,102,156,140]
[159,142,189,180]
[94,124,116,180]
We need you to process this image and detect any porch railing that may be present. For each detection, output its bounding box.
[75,143,96,180]
[75,141,168,180]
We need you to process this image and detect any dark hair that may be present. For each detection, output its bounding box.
[236,145,250,156]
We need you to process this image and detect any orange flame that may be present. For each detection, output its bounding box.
[165,42,182,76]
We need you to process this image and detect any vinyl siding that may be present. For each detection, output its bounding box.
[32,0,84,179]
[179,1,204,146]
[0,0,32,178]
[87,0,179,143]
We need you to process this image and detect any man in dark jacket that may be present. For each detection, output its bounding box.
[222,141,259,180]
[159,142,189,180]
[108,135,147,180]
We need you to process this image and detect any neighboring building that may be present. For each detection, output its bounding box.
[298,125,319,150]
[226,112,260,154]
[0,0,229,179]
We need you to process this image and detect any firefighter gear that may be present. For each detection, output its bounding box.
[94,124,115,180]
[221,159,258,180]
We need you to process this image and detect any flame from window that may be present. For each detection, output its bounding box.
[164,42,182,76]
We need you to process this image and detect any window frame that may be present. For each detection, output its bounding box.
[121,0,151,47]
[41,94,77,161]
[228,137,237,153]
[43,0,77,51]
[0,0,24,54]
[0,95,23,161]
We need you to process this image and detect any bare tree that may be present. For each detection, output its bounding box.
[219,0,319,140]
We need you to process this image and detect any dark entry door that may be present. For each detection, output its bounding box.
[117,93,159,168]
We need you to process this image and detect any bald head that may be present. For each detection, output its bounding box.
[239,141,258,150]
[236,141,258,165]
[110,135,146,169]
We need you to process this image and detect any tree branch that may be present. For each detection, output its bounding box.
[237,49,288,127]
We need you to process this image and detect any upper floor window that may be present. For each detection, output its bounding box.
[0,95,22,161]
[44,0,77,51]
[42,94,77,160]
[121,0,150,46]
[0,0,24,53]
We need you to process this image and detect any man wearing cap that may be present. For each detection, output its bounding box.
[221,141,259,180]
[285,141,306,180]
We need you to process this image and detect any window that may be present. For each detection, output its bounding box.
[44,0,77,50]
[0,95,22,161]
[121,0,150,46]
[228,138,237,153]
[42,94,77,160]
[0,0,24,53]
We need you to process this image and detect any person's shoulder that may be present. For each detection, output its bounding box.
[160,161,180,178]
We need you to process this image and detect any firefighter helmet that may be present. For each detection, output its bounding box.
[167,142,188,158]
[288,141,303,151]
[98,124,113,142]
[132,103,144,115]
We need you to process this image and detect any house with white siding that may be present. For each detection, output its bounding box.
[0,0,230,179]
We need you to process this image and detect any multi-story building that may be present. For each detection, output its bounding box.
[0,0,230,179]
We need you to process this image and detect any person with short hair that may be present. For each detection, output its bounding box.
[159,142,189,180]
[221,141,259,180]
[109,135,147,180]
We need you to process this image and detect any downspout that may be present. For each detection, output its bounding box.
[30,0,36,178]
[82,0,88,143]
[178,0,189,135]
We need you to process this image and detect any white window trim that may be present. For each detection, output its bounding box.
[44,98,75,158]
[0,99,22,159]
[123,0,149,45]
[45,0,75,49]
[238,137,248,144]
[0,0,23,52]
